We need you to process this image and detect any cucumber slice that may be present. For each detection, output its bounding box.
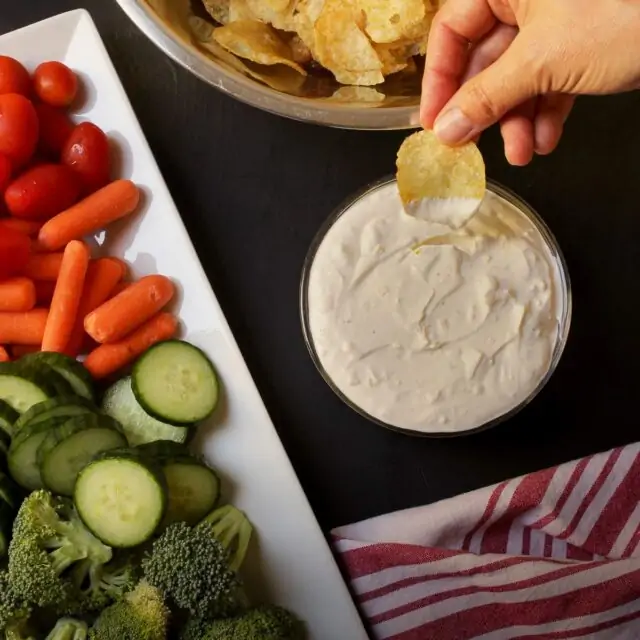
[38,415,127,496]
[8,422,53,490]
[0,400,19,440]
[26,362,76,398]
[163,461,220,526]
[132,340,219,425]
[20,352,95,402]
[14,397,96,435]
[74,451,167,548]
[102,378,190,446]
[0,363,57,413]
[135,440,190,461]
[136,441,220,525]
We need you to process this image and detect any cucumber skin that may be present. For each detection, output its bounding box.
[74,448,169,548]
[0,400,19,439]
[36,413,125,473]
[131,340,220,426]
[13,397,96,434]
[39,424,127,497]
[0,363,58,413]
[20,352,95,402]
[8,427,51,491]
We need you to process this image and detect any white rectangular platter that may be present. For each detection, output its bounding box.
[0,9,369,640]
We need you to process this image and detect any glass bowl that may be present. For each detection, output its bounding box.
[114,0,422,130]
[300,177,572,437]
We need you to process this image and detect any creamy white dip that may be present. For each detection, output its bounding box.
[306,181,563,433]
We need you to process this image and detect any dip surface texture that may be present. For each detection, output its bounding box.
[307,182,562,433]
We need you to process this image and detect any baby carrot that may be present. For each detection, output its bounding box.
[84,312,178,379]
[0,218,43,237]
[0,277,36,312]
[0,346,9,362]
[109,257,128,280]
[11,344,39,358]
[38,180,140,251]
[84,274,175,344]
[109,282,130,298]
[0,309,48,344]
[42,240,90,353]
[24,252,64,281]
[34,280,56,306]
[65,257,126,357]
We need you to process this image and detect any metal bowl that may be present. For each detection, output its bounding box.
[114,0,422,129]
[300,177,572,437]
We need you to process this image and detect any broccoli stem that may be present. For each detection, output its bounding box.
[199,505,253,572]
[45,618,88,640]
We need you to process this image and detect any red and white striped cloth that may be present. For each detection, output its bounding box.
[331,443,640,639]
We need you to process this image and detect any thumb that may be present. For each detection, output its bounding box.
[433,37,540,145]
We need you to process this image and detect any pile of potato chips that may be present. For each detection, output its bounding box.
[198,0,442,87]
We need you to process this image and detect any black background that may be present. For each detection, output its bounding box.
[3,1,640,532]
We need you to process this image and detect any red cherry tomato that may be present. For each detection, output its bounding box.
[61,122,111,194]
[4,163,81,220]
[0,226,30,279]
[0,153,11,191]
[35,102,74,158]
[33,61,78,108]
[0,93,39,167]
[0,56,31,97]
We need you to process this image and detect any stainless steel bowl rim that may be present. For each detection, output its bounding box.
[115,0,421,130]
[300,176,573,438]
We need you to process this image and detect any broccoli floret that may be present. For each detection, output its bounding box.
[142,520,245,619]
[8,491,113,611]
[69,557,137,614]
[181,605,306,640]
[89,580,169,640]
[0,570,30,633]
[44,618,87,640]
[199,505,252,572]
[3,615,36,640]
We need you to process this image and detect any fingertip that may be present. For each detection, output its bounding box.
[534,114,562,156]
[534,94,575,155]
[501,115,535,167]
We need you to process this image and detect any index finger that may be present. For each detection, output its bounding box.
[420,0,498,128]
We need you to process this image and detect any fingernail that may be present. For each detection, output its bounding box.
[434,108,475,144]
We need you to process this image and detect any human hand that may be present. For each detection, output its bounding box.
[420,0,640,166]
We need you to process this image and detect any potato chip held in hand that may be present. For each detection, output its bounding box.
[396,129,486,228]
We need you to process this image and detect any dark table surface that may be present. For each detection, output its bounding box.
[3,1,640,533]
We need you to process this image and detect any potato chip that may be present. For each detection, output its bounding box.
[327,86,385,104]
[396,129,486,228]
[201,0,231,25]
[313,0,384,86]
[194,0,439,87]
[246,0,297,30]
[228,0,258,23]
[358,0,427,44]
[189,15,216,41]
[198,37,306,92]
[287,34,314,65]
[212,20,307,74]
[374,43,413,76]
[292,0,325,56]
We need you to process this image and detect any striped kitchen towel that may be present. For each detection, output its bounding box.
[331,443,640,639]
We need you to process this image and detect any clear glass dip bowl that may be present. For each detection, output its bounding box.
[114,0,422,130]
[300,177,572,437]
